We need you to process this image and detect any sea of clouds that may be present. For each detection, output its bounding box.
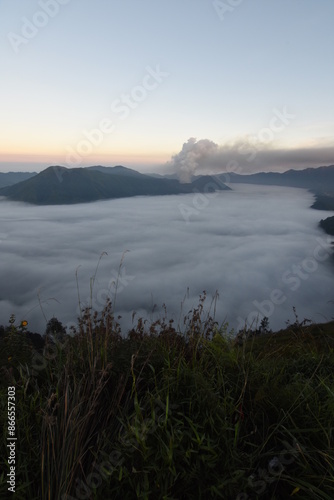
[0,184,333,335]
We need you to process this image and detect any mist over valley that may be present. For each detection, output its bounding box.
[1,183,333,335]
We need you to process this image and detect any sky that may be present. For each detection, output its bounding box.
[1,0,334,174]
[0,186,333,334]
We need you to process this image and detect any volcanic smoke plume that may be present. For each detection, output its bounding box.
[166,137,334,177]
[167,138,219,182]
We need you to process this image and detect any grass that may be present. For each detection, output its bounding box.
[0,295,334,499]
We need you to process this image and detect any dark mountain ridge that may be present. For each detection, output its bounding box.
[87,165,147,178]
[221,164,334,192]
[1,163,334,211]
[0,165,230,205]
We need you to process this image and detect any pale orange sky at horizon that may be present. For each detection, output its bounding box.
[1,1,333,173]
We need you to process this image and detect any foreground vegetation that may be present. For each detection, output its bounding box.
[1,297,334,499]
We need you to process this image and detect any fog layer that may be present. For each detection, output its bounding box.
[0,184,333,334]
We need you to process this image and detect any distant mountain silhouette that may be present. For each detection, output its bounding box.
[0,166,230,205]
[2,164,334,208]
[220,165,334,193]
[0,171,37,189]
